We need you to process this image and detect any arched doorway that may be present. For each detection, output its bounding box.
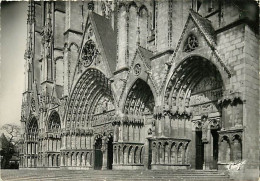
[64,68,115,169]
[118,78,155,169]
[164,56,224,170]
[94,137,103,170]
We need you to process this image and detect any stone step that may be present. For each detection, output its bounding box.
[1,169,229,181]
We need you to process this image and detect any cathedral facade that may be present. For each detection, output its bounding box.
[20,0,259,180]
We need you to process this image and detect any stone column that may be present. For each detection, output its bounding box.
[72,153,76,166]
[67,153,70,166]
[47,139,50,151]
[87,152,91,166]
[190,124,196,169]
[25,156,27,168]
[203,124,212,170]
[82,153,86,167]
[161,117,166,137]
[64,154,68,166]
[165,144,169,164]
[60,153,64,166]
[158,118,162,136]
[164,116,171,137]
[161,144,165,164]
[102,137,108,170]
[119,125,123,142]
[152,142,157,164]
[119,146,123,164]
[29,156,32,167]
[113,146,117,164]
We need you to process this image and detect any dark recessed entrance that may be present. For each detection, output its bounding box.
[94,138,103,170]
[196,131,204,169]
[211,130,219,169]
[107,137,113,170]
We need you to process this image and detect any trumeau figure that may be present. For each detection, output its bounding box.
[19,1,259,181]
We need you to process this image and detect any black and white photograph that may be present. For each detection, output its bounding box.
[0,0,259,180]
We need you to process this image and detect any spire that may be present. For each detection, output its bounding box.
[24,1,35,60]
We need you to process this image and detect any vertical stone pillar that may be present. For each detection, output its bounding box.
[161,144,165,164]
[72,153,76,166]
[28,143,31,154]
[77,153,81,167]
[82,153,86,167]
[113,146,117,164]
[64,154,68,166]
[156,144,160,164]
[164,116,171,137]
[161,117,166,137]
[60,153,64,167]
[25,156,27,167]
[189,123,196,169]
[102,137,108,170]
[120,146,123,164]
[203,125,212,170]
[30,156,32,167]
[158,118,162,136]
[47,139,50,151]
[86,152,90,166]
[68,154,71,166]
[152,142,156,164]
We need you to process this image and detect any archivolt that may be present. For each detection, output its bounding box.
[164,56,223,116]
[123,79,155,116]
[65,68,114,129]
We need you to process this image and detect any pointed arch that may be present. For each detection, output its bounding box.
[128,1,137,9]
[69,42,80,52]
[27,116,38,134]
[163,56,224,117]
[48,111,61,132]
[123,78,155,116]
[65,68,115,129]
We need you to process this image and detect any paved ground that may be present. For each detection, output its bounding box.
[0,169,230,181]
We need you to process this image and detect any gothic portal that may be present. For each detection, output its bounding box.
[19,1,259,180]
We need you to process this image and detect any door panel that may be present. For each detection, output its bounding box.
[94,138,103,170]
[107,138,113,170]
[196,131,204,169]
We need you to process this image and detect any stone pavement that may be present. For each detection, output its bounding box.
[1,169,229,181]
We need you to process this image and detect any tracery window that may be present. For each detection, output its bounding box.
[48,111,61,132]
[28,118,38,134]
[183,34,199,53]
[81,39,98,67]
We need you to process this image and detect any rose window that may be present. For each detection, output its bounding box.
[184,34,199,52]
[134,64,141,76]
[81,39,98,67]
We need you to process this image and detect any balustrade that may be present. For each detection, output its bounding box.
[60,150,93,169]
[218,129,243,169]
[113,143,144,166]
[150,138,190,169]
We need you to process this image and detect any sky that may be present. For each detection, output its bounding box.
[0,2,27,127]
